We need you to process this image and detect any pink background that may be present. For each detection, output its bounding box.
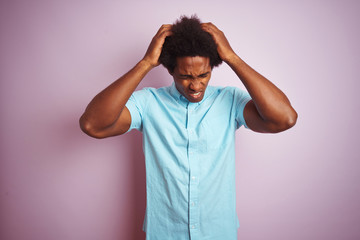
[1,0,360,239]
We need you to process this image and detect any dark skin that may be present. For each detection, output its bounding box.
[80,23,297,138]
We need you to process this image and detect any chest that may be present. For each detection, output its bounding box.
[142,97,236,151]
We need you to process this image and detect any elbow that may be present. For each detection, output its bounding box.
[284,109,298,130]
[79,115,106,139]
[268,108,298,133]
[276,108,298,132]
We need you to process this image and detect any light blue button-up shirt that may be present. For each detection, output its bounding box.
[125,83,251,240]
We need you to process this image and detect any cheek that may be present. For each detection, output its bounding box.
[177,80,188,89]
[203,77,211,86]
[175,81,187,93]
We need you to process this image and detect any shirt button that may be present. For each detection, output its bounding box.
[191,225,195,229]
[191,176,196,180]
[191,201,195,206]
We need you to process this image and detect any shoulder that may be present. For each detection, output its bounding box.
[206,86,251,114]
[208,85,248,98]
[133,86,171,96]
[130,86,169,99]
[129,86,174,109]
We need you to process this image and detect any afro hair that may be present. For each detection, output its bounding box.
[159,15,222,73]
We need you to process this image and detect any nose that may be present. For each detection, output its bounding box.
[189,80,202,92]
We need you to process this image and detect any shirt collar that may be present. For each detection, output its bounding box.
[169,82,215,106]
[169,82,182,102]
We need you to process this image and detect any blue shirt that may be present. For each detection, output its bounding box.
[125,83,251,240]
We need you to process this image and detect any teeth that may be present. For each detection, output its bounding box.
[192,92,200,96]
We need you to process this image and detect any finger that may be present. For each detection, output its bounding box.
[201,22,215,29]
[160,30,174,43]
[201,22,221,34]
[161,30,173,39]
[155,24,172,35]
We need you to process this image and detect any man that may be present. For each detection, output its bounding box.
[80,16,297,240]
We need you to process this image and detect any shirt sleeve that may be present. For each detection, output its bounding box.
[125,88,151,132]
[233,87,252,129]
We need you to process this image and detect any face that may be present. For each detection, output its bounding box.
[171,56,212,103]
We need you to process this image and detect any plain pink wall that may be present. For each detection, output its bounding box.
[1,0,360,240]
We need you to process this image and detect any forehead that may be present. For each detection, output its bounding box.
[175,56,211,74]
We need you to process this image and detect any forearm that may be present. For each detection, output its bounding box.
[201,22,297,132]
[80,24,172,137]
[80,60,153,132]
[226,54,297,126]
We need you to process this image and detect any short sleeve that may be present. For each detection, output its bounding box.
[125,88,151,132]
[233,87,252,129]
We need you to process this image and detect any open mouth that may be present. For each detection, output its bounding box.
[188,91,203,100]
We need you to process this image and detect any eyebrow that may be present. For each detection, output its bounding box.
[179,72,210,78]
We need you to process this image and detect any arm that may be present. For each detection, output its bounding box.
[202,23,297,133]
[79,25,172,138]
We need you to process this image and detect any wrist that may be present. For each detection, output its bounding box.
[138,58,156,72]
[223,52,241,65]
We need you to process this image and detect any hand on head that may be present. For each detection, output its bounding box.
[142,24,173,68]
[201,22,236,63]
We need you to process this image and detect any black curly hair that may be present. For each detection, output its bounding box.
[159,15,223,73]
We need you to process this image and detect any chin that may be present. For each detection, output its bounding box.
[187,97,203,103]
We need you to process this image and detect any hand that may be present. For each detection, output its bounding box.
[142,24,172,68]
[201,23,237,63]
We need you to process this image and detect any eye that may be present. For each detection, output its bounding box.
[179,75,193,79]
[199,73,208,78]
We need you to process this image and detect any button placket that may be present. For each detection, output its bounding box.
[187,103,199,237]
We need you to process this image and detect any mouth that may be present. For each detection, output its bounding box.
[188,91,203,101]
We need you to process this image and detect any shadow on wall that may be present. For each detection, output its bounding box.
[127,130,146,240]
[124,64,171,239]
[57,56,171,240]
[63,112,147,239]
[116,63,171,240]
